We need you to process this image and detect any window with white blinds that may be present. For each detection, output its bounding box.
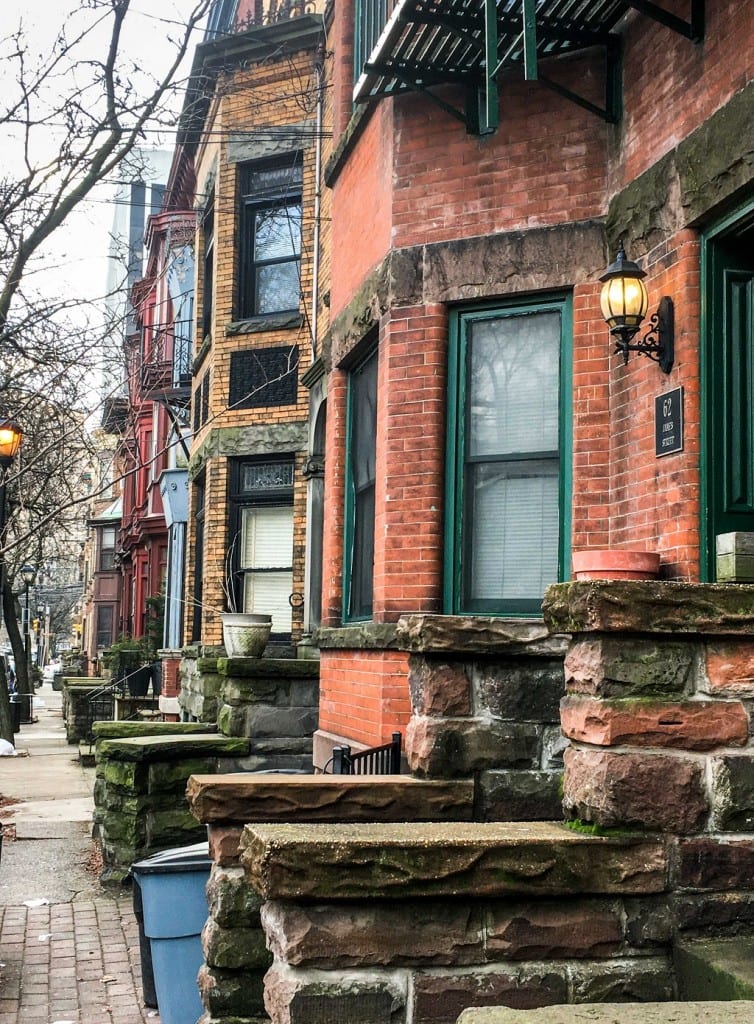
[240,505,294,632]
[447,299,571,615]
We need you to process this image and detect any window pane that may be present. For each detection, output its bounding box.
[240,506,294,569]
[466,460,559,603]
[468,312,560,457]
[256,261,300,314]
[351,352,378,489]
[254,206,301,262]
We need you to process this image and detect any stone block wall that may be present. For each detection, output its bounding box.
[543,581,754,836]
[214,657,319,772]
[61,680,102,744]
[93,725,248,883]
[243,821,675,1024]
[180,646,224,723]
[398,616,569,821]
[188,775,475,1024]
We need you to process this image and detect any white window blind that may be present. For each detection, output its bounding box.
[240,506,293,632]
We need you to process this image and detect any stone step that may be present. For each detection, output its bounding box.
[187,773,474,824]
[78,742,96,767]
[457,1002,754,1023]
[675,936,754,1000]
[241,821,667,900]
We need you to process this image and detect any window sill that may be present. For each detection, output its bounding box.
[226,313,303,336]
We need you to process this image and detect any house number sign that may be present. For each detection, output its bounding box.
[655,386,684,457]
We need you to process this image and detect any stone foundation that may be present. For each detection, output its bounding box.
[243,821,673,1024]
[542,581,754,835]
[61,679,102,744]
[398,615,569,820]
[188,775,476,1024]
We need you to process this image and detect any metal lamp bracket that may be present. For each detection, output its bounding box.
[614,296,674,373]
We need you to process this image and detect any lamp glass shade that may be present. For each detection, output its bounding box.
[0,419,22,463]
[20,564,36,586]
[599,274,649,332]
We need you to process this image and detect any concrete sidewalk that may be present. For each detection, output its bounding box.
[0,683,159,1024]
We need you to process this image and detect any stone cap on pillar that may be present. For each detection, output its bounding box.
[240,821,668,900]
[396,615,569,656]
[544,581,754,637]
[187,774,474,825]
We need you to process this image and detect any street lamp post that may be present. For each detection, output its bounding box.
[20,564,36,687]
[0,418,23,735]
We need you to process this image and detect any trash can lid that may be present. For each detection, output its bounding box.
[132,840,211,876]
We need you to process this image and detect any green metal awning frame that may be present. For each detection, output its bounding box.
[354,0,704,134]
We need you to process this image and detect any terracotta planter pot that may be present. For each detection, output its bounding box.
[571,549,660,581]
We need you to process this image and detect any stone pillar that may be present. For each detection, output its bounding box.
[543,581,754,834]
[399,615,568,820]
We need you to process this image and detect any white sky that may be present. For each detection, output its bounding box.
[1,0,206,312]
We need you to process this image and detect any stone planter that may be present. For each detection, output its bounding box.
[571,549,660,581]
[221,613,272,658]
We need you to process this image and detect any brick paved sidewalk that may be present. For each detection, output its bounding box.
[0,896,159,1024]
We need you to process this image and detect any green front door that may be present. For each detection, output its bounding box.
[704,220,754,579]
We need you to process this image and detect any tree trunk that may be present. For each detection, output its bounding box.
[3,577,32,701]
[0,659,13,744]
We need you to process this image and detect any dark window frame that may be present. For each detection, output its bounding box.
[96,605,115,649]
[228,457,295,636]
[201,198,215,341]
[99,525,117,572]
[191,475,206,642]
[237,160,303,320]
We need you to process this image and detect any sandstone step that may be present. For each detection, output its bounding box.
[241,821,667,900]
[457,1001,754,1023]
[78,742,96,767]
[97,732,249,762]
[187,773,474,824]
[675,936,754,1000]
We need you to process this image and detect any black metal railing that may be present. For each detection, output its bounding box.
[86,677,125,745]
[331,731,402,775]
[354,0,395,81]
[140,319,193,396]
[85,667,160,745]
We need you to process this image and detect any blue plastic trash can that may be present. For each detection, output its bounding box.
[131,841,212,1024]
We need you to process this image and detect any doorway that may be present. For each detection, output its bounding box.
[703,204,754,579]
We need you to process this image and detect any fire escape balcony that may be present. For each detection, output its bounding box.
[140,320,193,406]
[353,0,704,134]
[205,0,324,38]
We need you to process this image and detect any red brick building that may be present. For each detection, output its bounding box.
[313,0,754,759]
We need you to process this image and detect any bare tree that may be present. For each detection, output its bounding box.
[0,0,212,743]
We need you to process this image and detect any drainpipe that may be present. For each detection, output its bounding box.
[310,35,325,363]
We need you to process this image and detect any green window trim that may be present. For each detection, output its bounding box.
[342,344,378,623]
[444,294,572,617]
[700,196,754,581]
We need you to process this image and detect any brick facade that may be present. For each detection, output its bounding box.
[313,0,754,748]
[184,26,324,647]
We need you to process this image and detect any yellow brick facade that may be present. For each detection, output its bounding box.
[184,30,325,647]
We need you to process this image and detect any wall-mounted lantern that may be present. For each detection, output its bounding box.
[599,241,674,373]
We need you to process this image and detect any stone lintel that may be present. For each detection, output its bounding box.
[544,581,754,637]
[314,623,400,650]
[187,774,474,824]
[240,821,667,900]
[396,615,569,656]
[97,733,250,763]
[216,657,320,679]
[457,1003,754,1024]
